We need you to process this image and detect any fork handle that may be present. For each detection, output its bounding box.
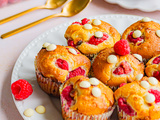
[1,13,63,39]
[0,6,44,25]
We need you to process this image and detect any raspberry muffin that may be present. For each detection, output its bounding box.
[122,17,160,60]
[114,75,160,120]
[92,40,144,89]
[59,76,115,120]
[34,43,91,96]
[64,18,121,59]
[145,54,160,81]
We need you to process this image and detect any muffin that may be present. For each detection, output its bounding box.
[34,43,91,96]
[114,75,160,120]
[122,17,160,60]
[64,18,121,59]
[92,40,144,89]
[145,54,160,81]
[59,76,115,120]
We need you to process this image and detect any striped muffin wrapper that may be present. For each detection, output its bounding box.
[36,69,61,96]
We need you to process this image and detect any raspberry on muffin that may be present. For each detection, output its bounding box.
[34,43,91,96]
[64,18,121,59]
[59,76,115,120]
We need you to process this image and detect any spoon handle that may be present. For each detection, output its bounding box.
[1,13,63,39]
[0,6,44,25]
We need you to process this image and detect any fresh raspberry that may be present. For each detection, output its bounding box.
[114,39,130,55]
[81,18,90,25]
[72,22,82,25]
[119,83,127,87]
[56,59,69,70]
[153,71,160,81]
[0,0,8,7]
[153,56,160,64]
[127,32,143,45]
[11,79,33,100]
[118,97,136,116]
[67,40,76,47]
[113,62,132,75]
[67,67,85,80]
[148,89,160,103]
[88,33,109,45]
[8,0,21,3]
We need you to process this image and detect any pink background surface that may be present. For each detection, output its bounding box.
[1,0,160,119]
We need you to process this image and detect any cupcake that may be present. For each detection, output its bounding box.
[92,39,144,89]
[64,18,121,60]
[145,54,160,81]
[34,43,91,96]
[122,17,160,60]
[114,75,160,120]
[59,76,115,120]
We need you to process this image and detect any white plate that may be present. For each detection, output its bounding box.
[12,14,155,120]
[105,0,160,12]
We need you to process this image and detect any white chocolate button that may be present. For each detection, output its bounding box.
[135,74,143,81]
[93,19,101,25]
[79,81,91,88]
[156,30,160,37]
[132,30,142,38]
[43,42,50,48]
[140,81,150,89]
[35,105,46,114]
[89,78,99,86]
[68,48,77,55]
[94,31,103,38]
[145,93,155,103]
[133,54,142,62]
[107,55,118,64]
[23,108,34,117]
[148,77,158,85]
[46,44,57,51]
[83,24,92,30]
[141,17,151,22]
[92,87,101,97]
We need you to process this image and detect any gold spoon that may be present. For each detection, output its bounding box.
[1,0,92,39]
[0,0,68,25]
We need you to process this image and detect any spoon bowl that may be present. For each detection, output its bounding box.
[44,0,68,9]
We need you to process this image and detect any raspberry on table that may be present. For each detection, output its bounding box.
[11,79,33,100]
[56,59,69,70]
[114,39,130,55]
[81,18,90,25]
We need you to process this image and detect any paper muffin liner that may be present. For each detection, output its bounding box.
[36,69,61,96]
[59,84,115,120]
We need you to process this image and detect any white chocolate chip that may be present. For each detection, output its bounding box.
[23,108,34,117]
[141,17,151,22]
[89,78,99,86]
[145,93,155,103]
[93,19,101,25]
[156,30,160,37]
[133,54,142,62]
[35,105,46,114]
[148,77,158,85]
[140,81,150,89]
[83,24,92,30]
[46,44,57,51]
[79,81,91,88]
[92,87,101,97]
[68,48,77,55]
[43,42,50,48]
[132,30,142,38]
[135,74,143,81]
[107,55,118,64]
[94,31,103,38]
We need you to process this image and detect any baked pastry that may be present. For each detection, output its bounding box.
[122,17,160,60]
[59,76,115,120]
[64,18,121,59]
[114,75,160,120]
[92,39,144,88]
[145,54,160,81]
[34,43,91,96]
